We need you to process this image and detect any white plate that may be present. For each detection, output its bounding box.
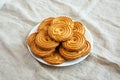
[26,23,93,67]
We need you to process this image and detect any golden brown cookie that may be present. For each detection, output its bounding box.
[80,40,91,57]
[30,42,55,57]
[59,40,91,60]
[59,46,80,60]
[62,32,85,51]
[51,16,74,28]
[37,17,55,32]
[48,23,73,41]
[73,22,85,34]
[43,51,65,64]
[35,30,59,50]
[27,33,37,47]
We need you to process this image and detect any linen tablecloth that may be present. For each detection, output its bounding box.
[0,0,120,80]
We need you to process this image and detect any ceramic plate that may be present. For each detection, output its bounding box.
[26,23,93,67]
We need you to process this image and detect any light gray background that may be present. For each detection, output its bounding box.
[0,0,120,80]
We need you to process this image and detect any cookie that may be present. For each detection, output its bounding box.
[35,30,59,50]
[37,17,55,32]
[80,40,91,57]
[59,40,91,60]
[43,51,65,64]
[62,32,85,51]
[48,23,73,41]
[73,22,85,34]
[51,16,74,28]
[27,33,37,47]
[30,42,55,57]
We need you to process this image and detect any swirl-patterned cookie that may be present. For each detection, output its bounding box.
[59,46,80,60]
[43,51,65,64]
[37,17,54,32]
[27,33,37,47]
[51,16,74,28]
[48,23,73,41]
[80,40,91,57]
[73,22,85,34]
[62,32,85,51]
[30,42,55,57]
[35,30,59,50]
[59,41,90,60]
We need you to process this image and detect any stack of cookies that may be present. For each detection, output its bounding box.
[27,16,91,65]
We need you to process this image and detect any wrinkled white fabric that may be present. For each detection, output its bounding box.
[0,0,120,80]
